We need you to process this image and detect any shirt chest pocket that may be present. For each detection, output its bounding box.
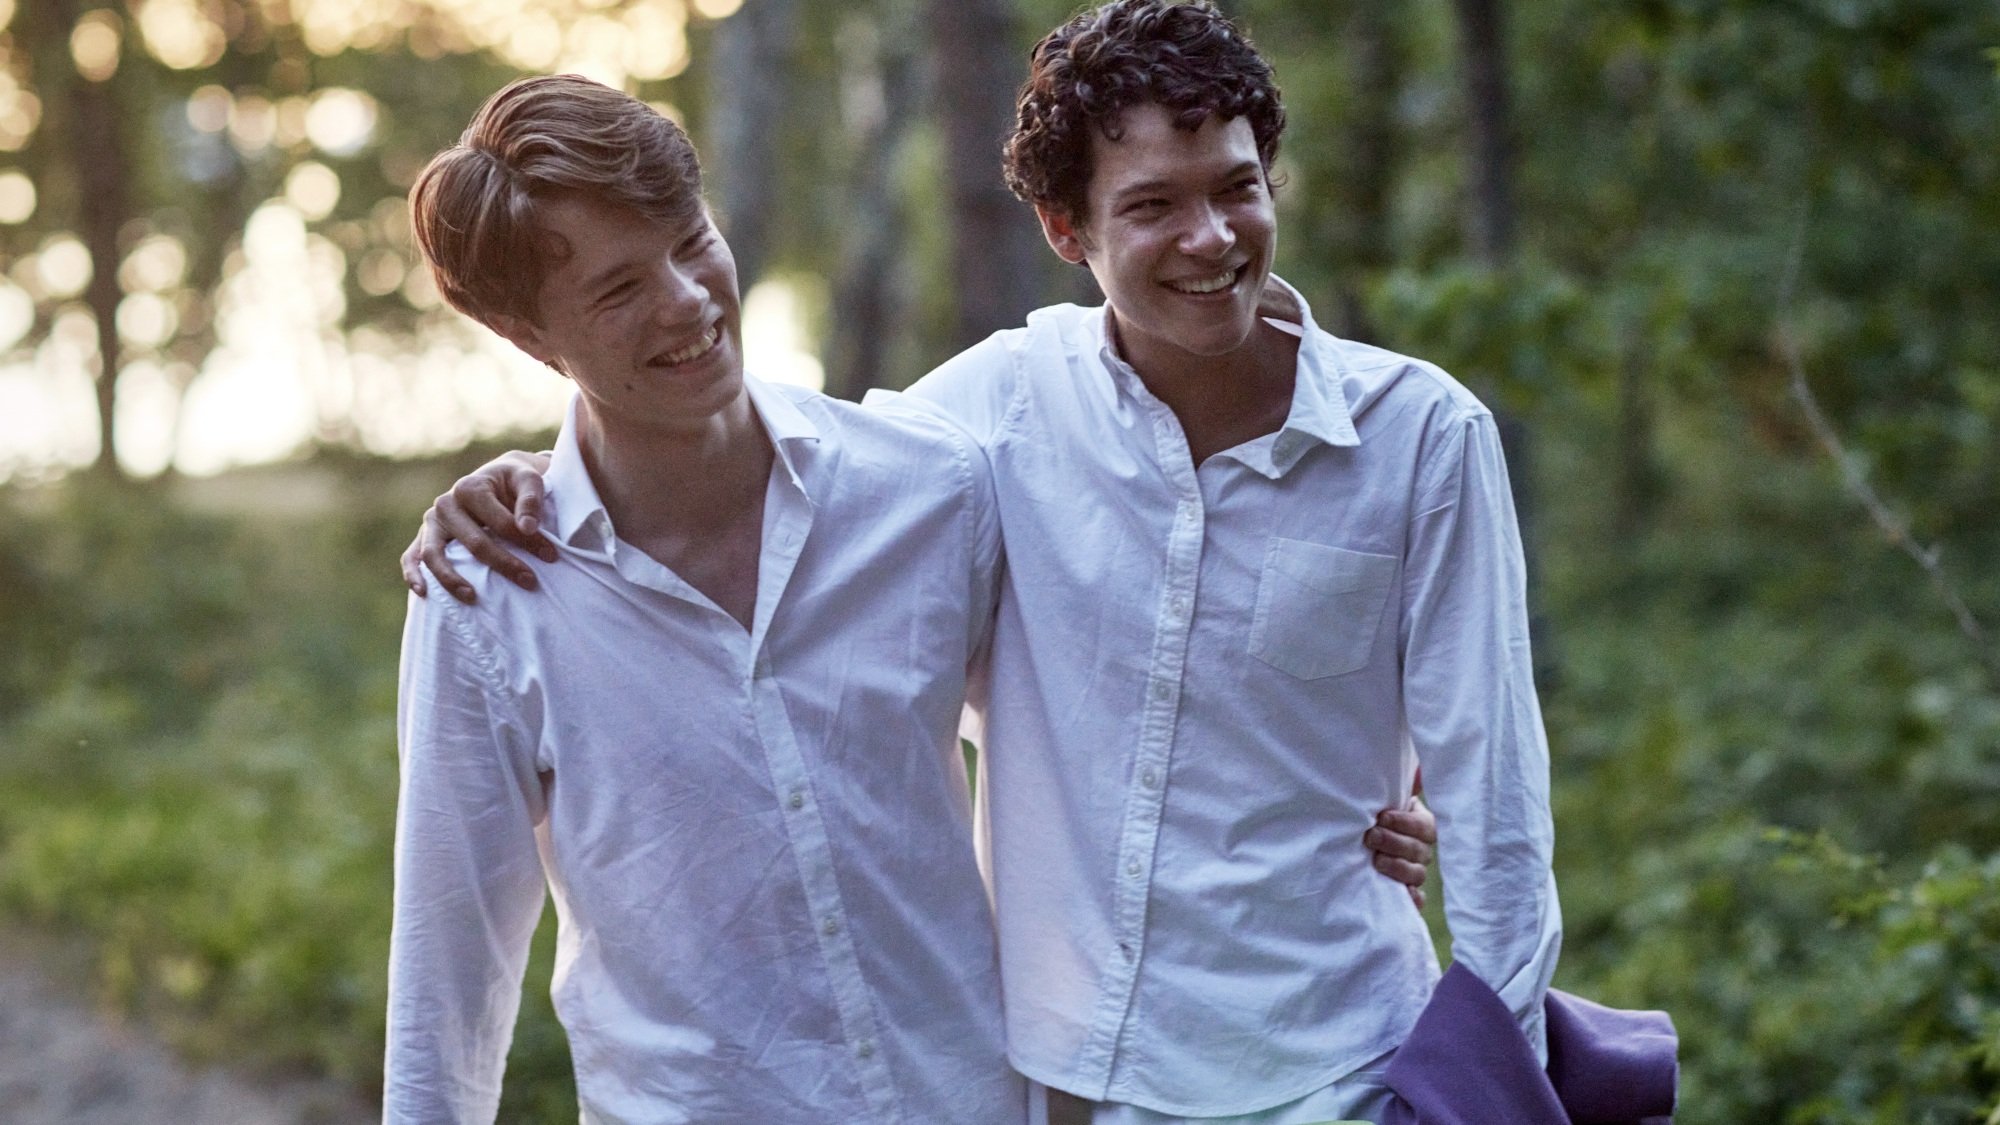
[1249,538,1399,680]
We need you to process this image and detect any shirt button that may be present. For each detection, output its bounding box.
[1150,681,1170,702]
[1170,594,1188,616]
[1118,941,1134,962]
[1125,859,1141,876]
[857,1039,875,1059]
[822,917,840,936]
[788,790,805,810]
[1140,768,1159,789]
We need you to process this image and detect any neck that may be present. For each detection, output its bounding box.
[575,387,773,541]
[1113,315,1299,464]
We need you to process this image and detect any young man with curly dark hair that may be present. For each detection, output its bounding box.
[894,3,1561,1121]
[402,4,1547,1123]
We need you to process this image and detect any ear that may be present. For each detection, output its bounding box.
[1035,205,1090,266]
[490,313,565,376]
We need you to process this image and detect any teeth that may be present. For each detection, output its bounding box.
[658,324,720,366]
[1168,269,1237,294]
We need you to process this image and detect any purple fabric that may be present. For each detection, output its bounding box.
[1378,964,1678,1125]
[1544,986,1678,1124]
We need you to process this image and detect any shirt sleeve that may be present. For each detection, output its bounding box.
[385,588,551,1123]
[958,424,1004,753]
[1399,411,1563,1060]
[867,330,1020,447]
[865,359,1013,752]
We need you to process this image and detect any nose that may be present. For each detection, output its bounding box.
[648,256,706,327]
[1179,200,1235,258]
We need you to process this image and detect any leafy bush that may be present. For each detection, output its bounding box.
[0,471,575,1116]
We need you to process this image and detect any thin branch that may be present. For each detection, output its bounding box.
[1776,206,2000,693]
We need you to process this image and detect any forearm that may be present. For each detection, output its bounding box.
[1402,411,1562,1052]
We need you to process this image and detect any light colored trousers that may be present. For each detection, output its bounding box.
[1040,1060,1394,1125]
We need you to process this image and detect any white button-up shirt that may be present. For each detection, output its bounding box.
[386,378,1026,1124]
[887,283,1563,1117]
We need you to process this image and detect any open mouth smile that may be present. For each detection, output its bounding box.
[648,323,723,368]
[1164,264,1246,295]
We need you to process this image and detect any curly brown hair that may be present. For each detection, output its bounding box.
[1003,0,1285,223]
[410,75,706,330]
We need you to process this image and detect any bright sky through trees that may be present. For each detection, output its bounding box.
[0,0,824,481]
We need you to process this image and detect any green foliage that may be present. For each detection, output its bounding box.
[0,473,575,1115]
[1534,391,2000,1120]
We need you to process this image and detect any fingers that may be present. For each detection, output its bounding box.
[1373,849,1429,893]
[1382,800,1438,848]
[1365,818,1434,869]
[401,538,428,597]
[511,471,556,561]
[1366,799,1437,903]
[435,490,545,594]
[453,456,558,563]
[454,475,539,551]
[418,501,482,604]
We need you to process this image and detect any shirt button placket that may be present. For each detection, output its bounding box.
[1107,484,1203,1079]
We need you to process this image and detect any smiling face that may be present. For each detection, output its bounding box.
[1037,102,1276,380]
[497,192,744,436]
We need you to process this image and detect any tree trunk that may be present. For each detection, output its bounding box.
[927,0,1045,349]
[704,0,802,294]
[1332,4,1399,343]
[1454,0,1516,264]
[1615,341,1660,537]
[823,14,921,401]
[1452,0,1556,684]
[46,0,135,479]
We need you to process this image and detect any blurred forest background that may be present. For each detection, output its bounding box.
[0,0,1997,1120]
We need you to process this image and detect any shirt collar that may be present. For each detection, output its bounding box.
[1092,275,1360,475]
[543,375,821,553]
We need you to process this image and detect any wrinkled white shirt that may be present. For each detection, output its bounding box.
[884,282,1563,1117]
[386,378,1026,1124]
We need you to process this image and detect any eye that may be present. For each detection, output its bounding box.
[1224,177,1263,198]
[1121,197,1169,217]
[594,280,638,310]
[676,229,714,256]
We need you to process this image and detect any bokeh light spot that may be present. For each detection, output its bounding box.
[135,0,227,70]
[0,281,32,351]
[116,292,178,349]
[229,94,277,154]
[119,234,188,292]
[0,90,39,152]
[0,170,35,223]
[357,249,406,297]
[71,10,123,82]
[38,236,93,299]
[692,0,745,20]
[186,85,231,132]
[305,88,379,157]
[285,161,341,222]
[624,2,690,81]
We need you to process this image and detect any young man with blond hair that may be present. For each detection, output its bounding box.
[388,75,1028,1123]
